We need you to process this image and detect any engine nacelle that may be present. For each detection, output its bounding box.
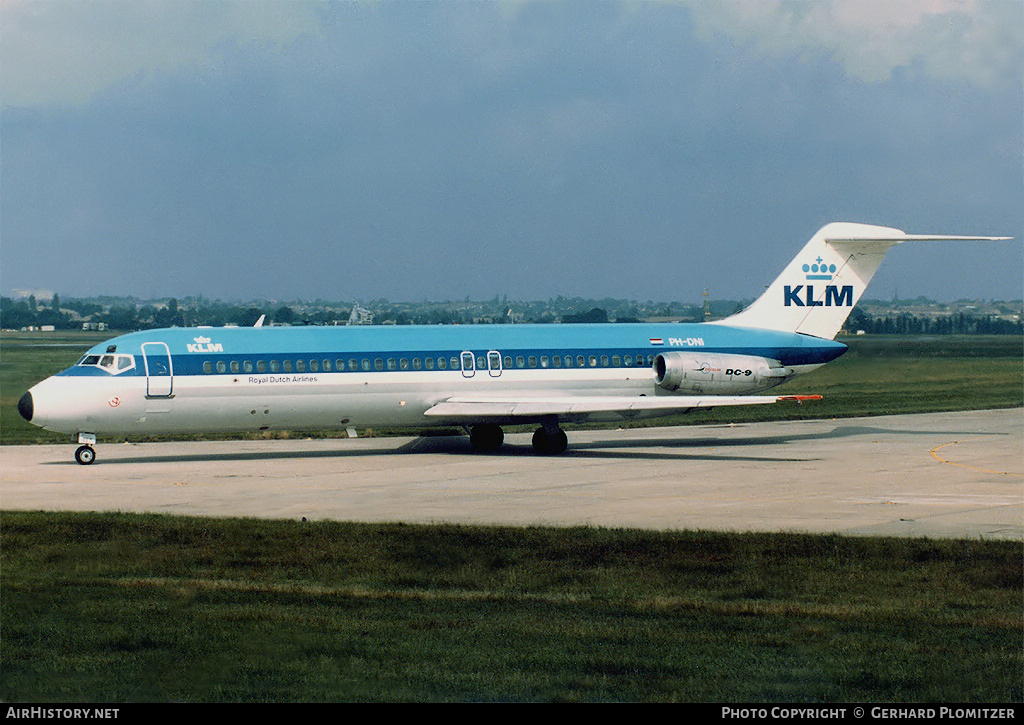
[653,352,792,394]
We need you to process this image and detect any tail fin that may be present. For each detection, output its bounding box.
[715,222,1010,340]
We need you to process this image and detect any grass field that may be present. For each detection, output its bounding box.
[2,331,1021,444]
[2,511,1020,702]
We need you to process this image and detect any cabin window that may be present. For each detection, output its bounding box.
[438,357,447,370]
[217,361,227,373]
[203,361,213,374]
[283,360,293,372]
[577,355,586,367]
[362,359,371,371]
[425,357,434,370]
[516,356,525,368]
[257,360,267,373]
[624,355,633,367]
[400,358,409,370]
[243,361,253,373]
[589,355,598,367]
[413,358,422,370]
[528,356,537,368]
[450,356,459,370]
[540,356,549,368]
[601,356,609,367]
[552,355,561,368]
[296,360,305,372]
[310,360,319,372]
[322,360,331,372]
[230,361,240,373]
[270,360,280,373]
[503,356,512,368]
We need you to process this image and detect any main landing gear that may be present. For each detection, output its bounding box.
[469,423,504,452]
[469,422,568,455]
[531,426,568,455]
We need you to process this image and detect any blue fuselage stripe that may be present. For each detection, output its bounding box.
[56,323,848,378]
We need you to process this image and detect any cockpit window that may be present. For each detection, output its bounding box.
[78,354,135,375]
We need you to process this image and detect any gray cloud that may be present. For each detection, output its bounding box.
[682,0,1023,86]
[1,1,1019,302]
[1,0,323,108]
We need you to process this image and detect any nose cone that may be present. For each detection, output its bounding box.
[18,391,33,422]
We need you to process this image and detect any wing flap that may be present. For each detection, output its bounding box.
[424,394,817,420]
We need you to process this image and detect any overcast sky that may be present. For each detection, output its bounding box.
[2,0,1021,303]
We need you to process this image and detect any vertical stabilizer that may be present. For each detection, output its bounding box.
[714,223,1010,340]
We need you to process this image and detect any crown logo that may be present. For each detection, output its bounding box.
[193,336,212,344]
[802,257,836,281]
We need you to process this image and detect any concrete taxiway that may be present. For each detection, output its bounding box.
[2,408,1021,540]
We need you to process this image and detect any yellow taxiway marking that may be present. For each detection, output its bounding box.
[929,441,1023,478]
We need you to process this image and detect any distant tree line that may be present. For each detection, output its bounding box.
[845,308,1022,336]
[2,295,1021,335]
[1,294,73,329]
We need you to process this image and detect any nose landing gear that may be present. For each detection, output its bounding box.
[74,433,97,465]
[75,445,96,465]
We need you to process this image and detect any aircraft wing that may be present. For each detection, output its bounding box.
[423,394,820,420]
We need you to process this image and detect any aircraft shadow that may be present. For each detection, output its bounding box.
[46,447,385,466]
[397,436,811,463]
[398,422,993,462]
[574,423,980,451]
[51,423,1001,466]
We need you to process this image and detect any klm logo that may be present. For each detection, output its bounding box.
[802,256,836,280]
[187,336,224,353]
[784,285,854,307]
[784,255,853,307]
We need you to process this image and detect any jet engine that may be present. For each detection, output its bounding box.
[653,352,793,394]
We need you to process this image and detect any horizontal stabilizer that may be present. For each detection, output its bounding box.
[826,234,1011,243]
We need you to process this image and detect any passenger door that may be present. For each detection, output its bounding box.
[460,351,476,378]
[487,350,502,377]
[141,342,174,398]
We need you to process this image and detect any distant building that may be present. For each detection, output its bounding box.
[348,305,374,325]
[11,289,55,301]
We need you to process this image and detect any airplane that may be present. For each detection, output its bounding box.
[17,222,1010,464]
